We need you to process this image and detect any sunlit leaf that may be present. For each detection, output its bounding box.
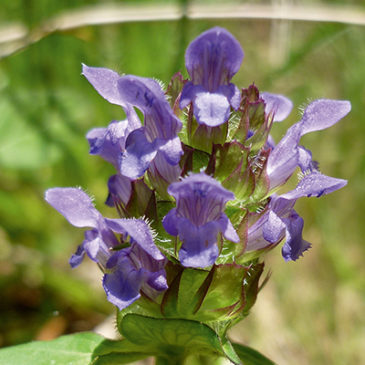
[0,332,104,365]
[232,342,276,365]
[119,314,224,358]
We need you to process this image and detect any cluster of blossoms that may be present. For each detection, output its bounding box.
[45,27,350,317]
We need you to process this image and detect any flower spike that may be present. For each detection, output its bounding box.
[46,27,351,321]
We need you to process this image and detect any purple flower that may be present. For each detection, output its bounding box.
[280,171,347,200]
[86,120,135,207]
[82,65,183,180]
[103,174,131,208]
[118,75,183,180]
[103,243,167,309]
[147,151,182,199]
[86,119,138,170]
[180,27,244,127]
[162,173,239,268]
[261,92,293,122]
[267,99,351,189]
[246,170,347,261]
[82,64,126,107]
[45,187,167,309]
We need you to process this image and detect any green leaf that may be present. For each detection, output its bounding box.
[223,164,255,202]
[214,142,249,182]
[160,264,184,317]
[230,263,265,322]
[221,337,242,365]
[117,295,164,327]
[232,342,276,365]
[208,142,256,202]
[119,314,224,359]
[195,264,247,321]
[92,352,148,365]
[0,332,104,365]
[161,264,248,323]
[92,337,144,357]
[177,268,211,316]
[192,148,211,173]
[93,334,164,364]
[190,121,228,153]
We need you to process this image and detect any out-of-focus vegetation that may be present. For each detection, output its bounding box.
[0,1,364,364]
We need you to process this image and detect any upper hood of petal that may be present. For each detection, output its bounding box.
[280,172,348,200]
[261,92,293,122]
[45,187,101,228]
[300,99,351,135]
[82,64,125,106]
[185,27,244,91]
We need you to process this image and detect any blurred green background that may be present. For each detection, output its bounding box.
[0,0,364,364]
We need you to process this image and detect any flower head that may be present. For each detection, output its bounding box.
[45,26,351,318]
